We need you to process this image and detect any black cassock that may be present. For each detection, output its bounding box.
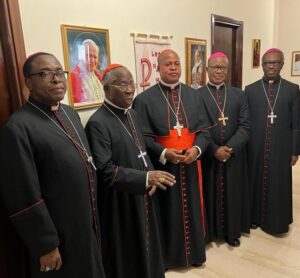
[133,83,213,268]
[85,102,165,278]
[245,78,300,234]
[0,98,105,278]
[199,84,251,243]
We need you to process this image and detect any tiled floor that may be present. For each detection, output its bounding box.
[166,164,300,278]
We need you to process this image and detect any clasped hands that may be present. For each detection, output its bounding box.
[214,146,233,162]
[165,147,199,165]
[147,147,198,195]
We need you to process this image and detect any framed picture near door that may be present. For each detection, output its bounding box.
[252,39,261,68]
[291,51,300,76]
[185,37,207,89]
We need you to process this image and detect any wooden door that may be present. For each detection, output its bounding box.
[211,14,243,88]
[0,1,28,277]
[0,40,12,126]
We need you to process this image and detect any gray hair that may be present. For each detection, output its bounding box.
[82,39,99,53]
[102,69,118,86]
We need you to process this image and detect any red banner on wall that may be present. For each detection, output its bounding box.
[133,35,171,94]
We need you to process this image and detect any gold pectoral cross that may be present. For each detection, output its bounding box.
[218,112,228,126]
[268,111,277,124]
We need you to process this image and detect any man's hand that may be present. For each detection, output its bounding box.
[182,147,199,165]
[291,155,299,166]
[40,248,62,272]
[148,171,176,196]
[214,146,233,162]
[165,148,186,164]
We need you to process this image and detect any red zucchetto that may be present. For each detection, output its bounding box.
[101,64,123,81]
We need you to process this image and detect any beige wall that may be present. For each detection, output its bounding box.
[19,0,277,124]
[276,0,300,84]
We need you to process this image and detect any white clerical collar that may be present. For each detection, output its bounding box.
[160,80,180,90]
[104,97,130,114]
[51,103,60,111]
[208,81,225,90]
[263,76,281,84]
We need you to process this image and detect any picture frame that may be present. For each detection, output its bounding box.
[185,37,207,89]
[252,39,261,68]
[61,24,111,110]
[291,51,300,76]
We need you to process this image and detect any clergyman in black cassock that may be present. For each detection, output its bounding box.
[245,48,300,234]
[199,52,250,247]
[133,50,214,268]
[85,64,175,278]
[0,53,105,277]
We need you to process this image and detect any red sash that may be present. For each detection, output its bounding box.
[154,128,195,150]
[154,127,206,237]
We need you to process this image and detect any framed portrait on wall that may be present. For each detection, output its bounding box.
[291,51,300,76]
[185,37,207,89]
[252,39,261,68]
[61,24,111,110]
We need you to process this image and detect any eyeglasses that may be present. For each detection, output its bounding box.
[110,83,137,92]
[27,70,69,82]
[262,61,282,67]
[208,65,227,71]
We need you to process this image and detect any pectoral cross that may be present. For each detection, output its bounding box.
[268,111,277,124]
[173,121,183,136]
[138,150,148,167]
[218,112,228,126]
[84,151,97,170]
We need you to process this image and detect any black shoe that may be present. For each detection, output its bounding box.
[192,263,202,267]
[226,238,240,247]
[251,224,258,229]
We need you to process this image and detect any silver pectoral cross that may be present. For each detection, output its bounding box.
[218,112,229,126]
[138,150,148,167]
[173,121,183,136]
[84,151,97,170]
[268,111,277,124]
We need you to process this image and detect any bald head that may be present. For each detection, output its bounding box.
[157,49,181,84]
[157,49,180,66]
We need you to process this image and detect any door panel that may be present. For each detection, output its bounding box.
[0,40,12,126]
[214,25,234,85]
[0,1,28,277]
[211,14,243,88]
